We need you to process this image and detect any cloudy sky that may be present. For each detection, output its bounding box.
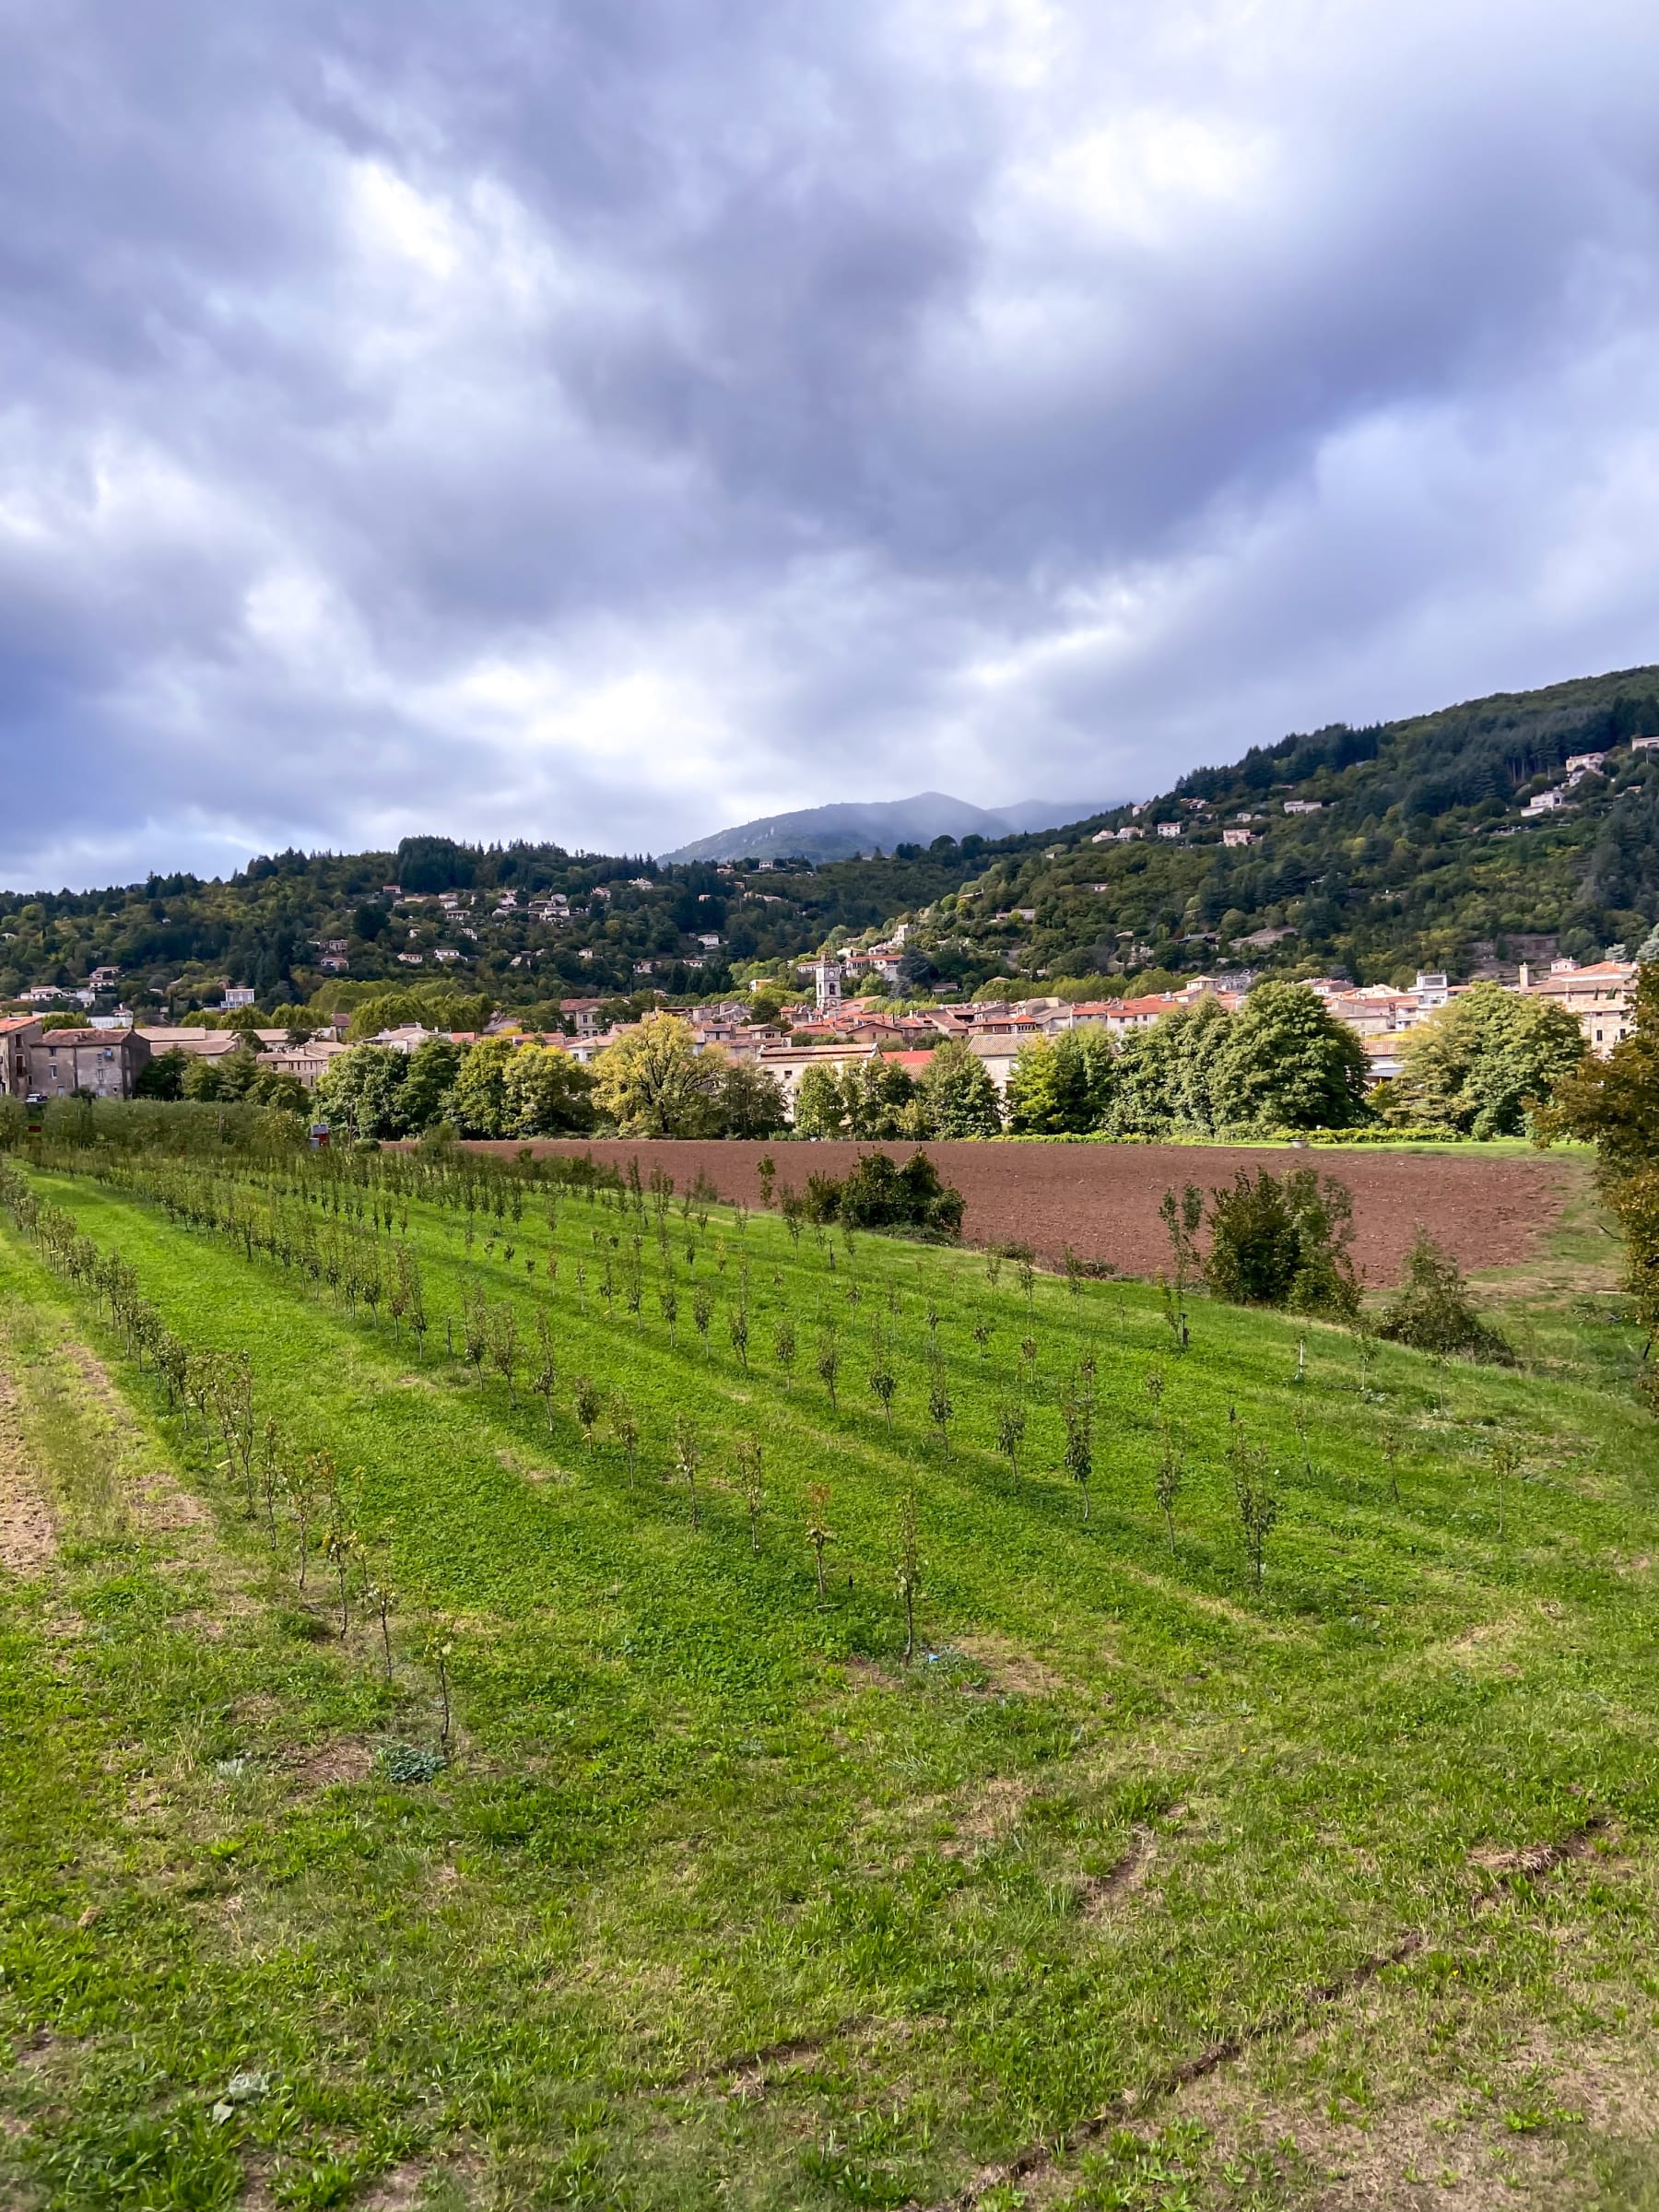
[4,0,1659,888]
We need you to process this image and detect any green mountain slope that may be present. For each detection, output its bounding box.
[902,665,1659,994]
[4,666,1657,1018]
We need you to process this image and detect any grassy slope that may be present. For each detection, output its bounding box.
[3,1166,1659,2209]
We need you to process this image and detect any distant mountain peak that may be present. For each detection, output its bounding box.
[661,791,1119,865]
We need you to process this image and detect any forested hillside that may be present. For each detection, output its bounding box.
[4,665,1657,1017]
[907,665,1659,995]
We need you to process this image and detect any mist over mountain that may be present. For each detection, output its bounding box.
[662,793,1119,865]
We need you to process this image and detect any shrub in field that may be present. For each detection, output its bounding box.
[796,1151,966,1241]
[1171,1168,1361,1320]
[1378,1231,1512,1362]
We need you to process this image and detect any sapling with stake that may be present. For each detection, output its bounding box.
[773,1314,796,1371]
[658,1281,678,1345]
[1229,1434,1279,1595]
[1382,1422,1403,1505]
[573,1374,603,1454]
[995,1397,1027,1479]
[673,1414,702,1529]
[1018,1256,1036,1315]
[817,1329,841,1410]
[927,1355,954,1458]
[258,1416,281,1546]
[727,1296,750,1372]
[806,1483,832,1603]
[1490,1434,1521,1540]
[984,1250,1004,1292]
[324,1513,357,1638]
[611,1394,641,1489]
[533,1307,558,1430]
[972,1317,993,1359]
[489,1305,519,1406]
[406,1257,429,1362]
[1352,1319,1378,1395]
[735,1437,764,1553]
[1019,1335,1039,1397]
[436,1639,453,1754]
[1061,1373,1094,1519]
[894,1490,923,1663]
[291,1450,332,1593]
[369,1570,396,1682]
[462,1285,488,1383]
[1159,1182,1203,1297]
[1154,1426,1183,1554]
[693,1284,715,1354]
[867,1320,898,1430]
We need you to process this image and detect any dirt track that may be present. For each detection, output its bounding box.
[484,1138,1578,1288]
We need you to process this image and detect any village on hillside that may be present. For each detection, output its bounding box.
[0,932,1637,1119]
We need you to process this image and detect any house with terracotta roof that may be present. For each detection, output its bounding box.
[0,1015,43,1097]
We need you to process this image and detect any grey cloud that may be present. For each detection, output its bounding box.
[3,0,1659,888]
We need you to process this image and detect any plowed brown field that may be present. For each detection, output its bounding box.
[479,1138,1579,1286]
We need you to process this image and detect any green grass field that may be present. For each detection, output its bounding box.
[3,1140,1658,2211]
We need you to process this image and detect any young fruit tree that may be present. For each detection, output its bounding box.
[894,1490,924,1664]
[1154,1426,1183,1553]
[1061,1372,1094,1519]
[1229,1434,1279,1594]
[995,1397,1027,1480]
[611,1393,641,1489]
[806,1483,833,1602]
[927,1355,954,1458]
[573,1374,603,1454]
[533,1307,558,1430]
[673,1414,702,1529]
[735,1437,764,1553]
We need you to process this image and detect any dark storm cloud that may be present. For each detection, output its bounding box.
[3,0,1659,888]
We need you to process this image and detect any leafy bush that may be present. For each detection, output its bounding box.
[795,1150,966,1238]
[1190,1167,1361,1318]
[1377,1231,1512,1361]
